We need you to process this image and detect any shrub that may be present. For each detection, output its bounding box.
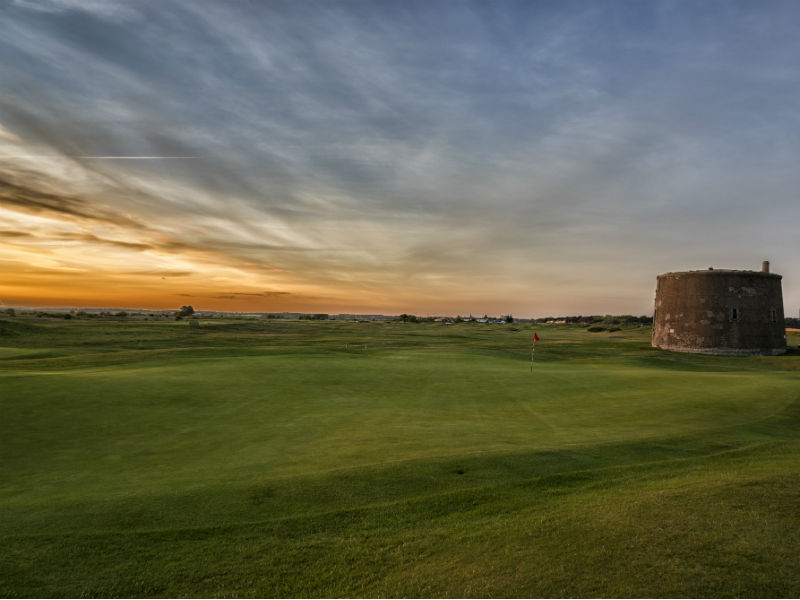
[177,306,194,318]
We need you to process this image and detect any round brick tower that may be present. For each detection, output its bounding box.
[652,262,786,356]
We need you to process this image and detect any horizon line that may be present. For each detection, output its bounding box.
[1,304,656,319]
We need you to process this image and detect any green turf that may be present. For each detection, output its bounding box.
[2,316,800,597]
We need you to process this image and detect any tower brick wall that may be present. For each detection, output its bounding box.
[652,268,786,356]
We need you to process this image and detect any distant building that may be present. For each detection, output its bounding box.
[652,261,786,356]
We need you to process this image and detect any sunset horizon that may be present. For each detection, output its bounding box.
[2,1,798,319]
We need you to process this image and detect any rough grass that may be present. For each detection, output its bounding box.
[1,317,799,597]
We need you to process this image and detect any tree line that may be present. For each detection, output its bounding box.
[532,315,654,325]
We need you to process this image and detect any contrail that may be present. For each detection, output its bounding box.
[79,156,199,160]
[0,155,199,160]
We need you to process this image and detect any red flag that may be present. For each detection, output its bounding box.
[534,332,540,343]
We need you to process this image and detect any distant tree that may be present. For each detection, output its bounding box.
[504,314,514,323]
[299,313,328,320]
[4,308,15,317]
[176,305,194,320]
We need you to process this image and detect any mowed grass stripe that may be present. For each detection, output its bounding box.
[3,442,800,597]
[3,352,795,498]
[3,427,793,539]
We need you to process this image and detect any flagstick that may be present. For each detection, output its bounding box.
[530,337,535,372]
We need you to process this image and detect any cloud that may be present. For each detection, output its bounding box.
[178,290,292,300]
[0,123,21,141]
[52,232,152,251]
[0,229,35,238]
[0,170,146,229]
[12,0,140,22]
[0,161,290,273]
[232,291,291,297]
[129,270,193,278]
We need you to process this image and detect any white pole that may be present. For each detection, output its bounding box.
[530,337,535,372]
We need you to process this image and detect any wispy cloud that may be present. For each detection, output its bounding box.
[0,229,35,238]
[131,269,193,278]
[0,171,145,228]
[0,124,21,141]
[12,0,141,22]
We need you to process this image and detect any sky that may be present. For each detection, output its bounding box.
[1,0,799,317]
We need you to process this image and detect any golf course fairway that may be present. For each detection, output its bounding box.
[2,316,799,597]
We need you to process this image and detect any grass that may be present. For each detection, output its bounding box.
[2,316,800,597]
